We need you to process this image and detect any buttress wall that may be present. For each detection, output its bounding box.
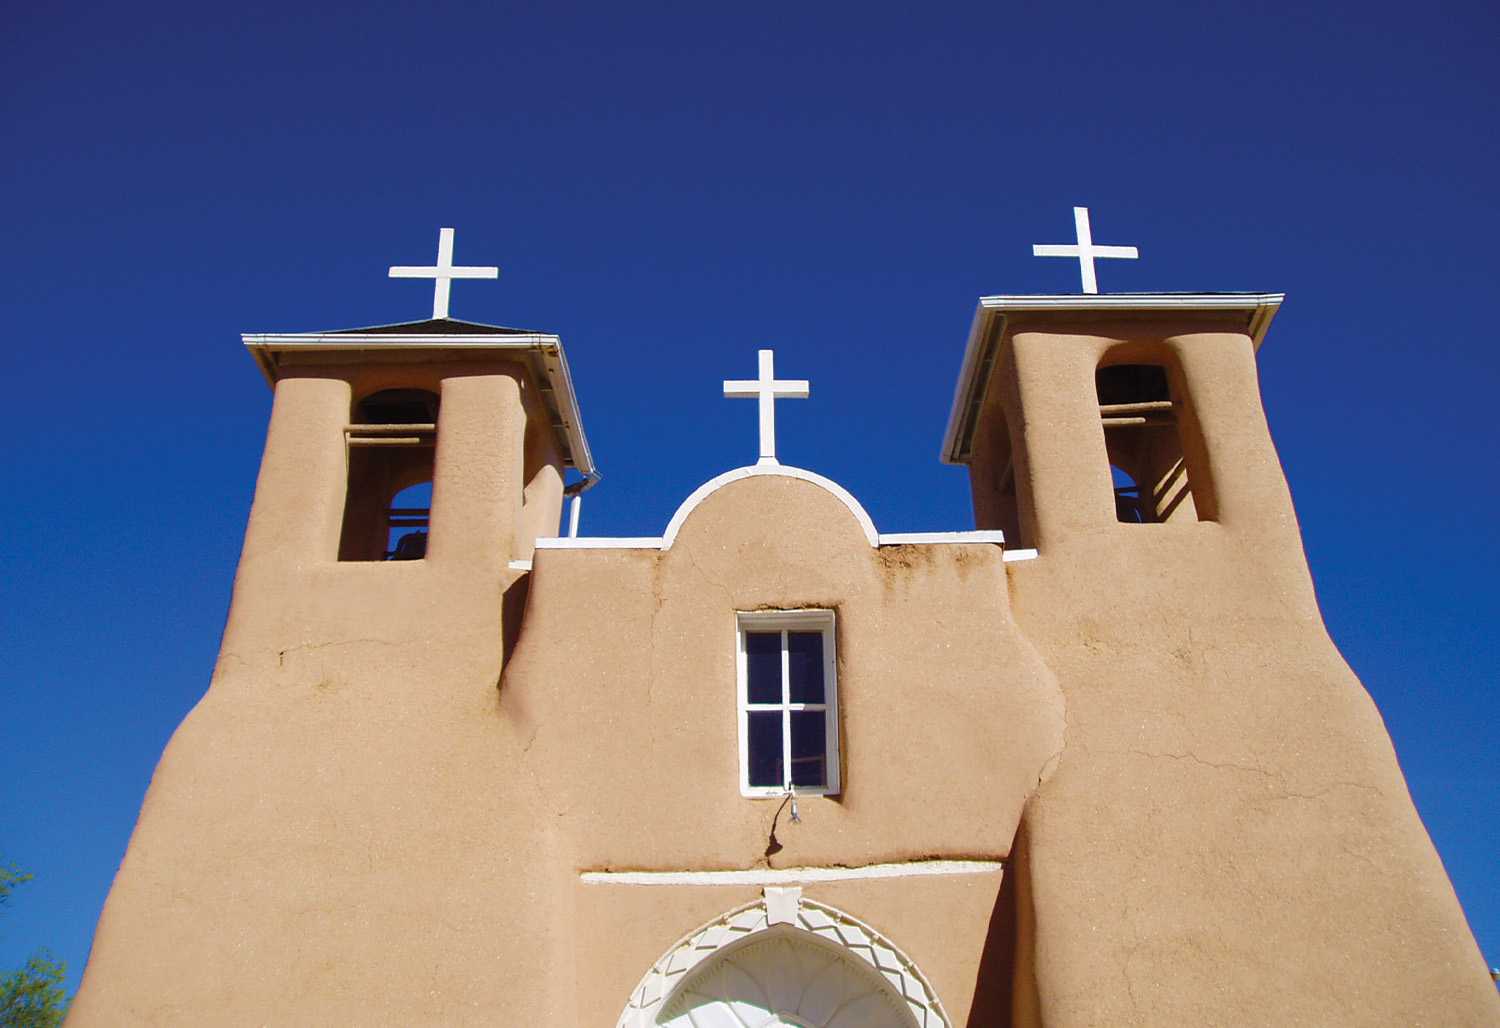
[966,317,1499,1027]
[65,355,574,1028]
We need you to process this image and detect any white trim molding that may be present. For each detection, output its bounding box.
[581,859,1005,886]
[242,326,596,476]
[737,610,840,797]
[877,531,1005,546]
[617,894,953,1028]
[534,469,1029,558]
[535,536,665,549]
[663,465,879,548]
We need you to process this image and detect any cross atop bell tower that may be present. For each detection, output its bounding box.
[388,227,499,319]
[1031,206,1138,294]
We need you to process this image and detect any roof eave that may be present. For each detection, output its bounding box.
[939,292,1285,466]
[241,331,596,477]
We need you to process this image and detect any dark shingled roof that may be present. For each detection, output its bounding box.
[326,318,538,336]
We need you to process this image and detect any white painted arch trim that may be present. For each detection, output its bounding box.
[532,468,1028,556]
[662,464,880,549]
[618,894,953,1028]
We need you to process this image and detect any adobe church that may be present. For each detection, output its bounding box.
[65,221,1498,1027]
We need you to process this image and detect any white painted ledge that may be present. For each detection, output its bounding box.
[535,534,1035,559]
[580,859,1005,886]
[533,466,1039,560]
[877,531,1005,546]
[535,537,665,549]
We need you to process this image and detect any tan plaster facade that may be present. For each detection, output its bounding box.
[66,300,1499,1028]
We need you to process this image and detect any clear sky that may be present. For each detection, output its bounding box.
[2,0,1496,993]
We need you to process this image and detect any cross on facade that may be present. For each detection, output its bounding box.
[724,349,809,465]
[388,227,499,319]
[1032,206,1138,294]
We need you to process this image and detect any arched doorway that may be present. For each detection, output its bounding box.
[618,895,949,1028]
[658,926,914,1028]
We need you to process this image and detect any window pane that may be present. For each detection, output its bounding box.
[786,631,824,704]
[789,710,827,788]
[745,633,782,704]
[747,711,784,788]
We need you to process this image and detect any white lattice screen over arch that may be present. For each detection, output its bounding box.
[659,929,913,1028]
[617,893,950,1028]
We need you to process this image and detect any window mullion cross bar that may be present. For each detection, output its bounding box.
[781,630,793,792]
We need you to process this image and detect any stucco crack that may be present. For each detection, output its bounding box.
[1130,750,1386,803]
[1280,780,1384,802]
[763,793,794,863]
[675,540,735,606]
[219,645,407,679]
[1131,748,1271,778]
[1037,737,1066,791]
[1122,952,1141,1016]
[1339,841,1382,873]
[646,561,662,750]
[1120,891,1143,1017]
[277,638,409,653]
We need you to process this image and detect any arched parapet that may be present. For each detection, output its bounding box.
[662,465,880,550]
[618,891,950,1028]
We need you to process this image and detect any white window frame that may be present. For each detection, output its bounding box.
[736,609,840,798]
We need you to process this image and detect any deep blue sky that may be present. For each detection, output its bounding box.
[2,0,1496,993]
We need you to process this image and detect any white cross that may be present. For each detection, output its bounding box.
[723,350,809,465]
[1032,206,1138,294]
[388,227,499,319]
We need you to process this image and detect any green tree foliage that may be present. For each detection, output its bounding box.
[0,863,33,909]
[0,954,68,1028]
[0,856,69,1028]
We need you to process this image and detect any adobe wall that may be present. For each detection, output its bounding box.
[501,471,1066,1028]
[67,452,1066,1028]
[981,322,1500,1027]
[66,318,1498,1028]
[65,359,576,1028]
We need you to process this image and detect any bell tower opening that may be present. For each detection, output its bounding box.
[1096,360,1205,524]
[385,481,432,559]
[1110,464,1146,523]
[339,388,440,561]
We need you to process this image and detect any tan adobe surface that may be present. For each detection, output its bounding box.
[64,307,1500,1028]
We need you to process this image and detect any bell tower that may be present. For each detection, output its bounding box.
[941,290,1498,1026]
[224,229,595,668]
[64,233,599,1028]
[225,309,594,677]
[239,320,590,568]
[944,292,1284,554]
